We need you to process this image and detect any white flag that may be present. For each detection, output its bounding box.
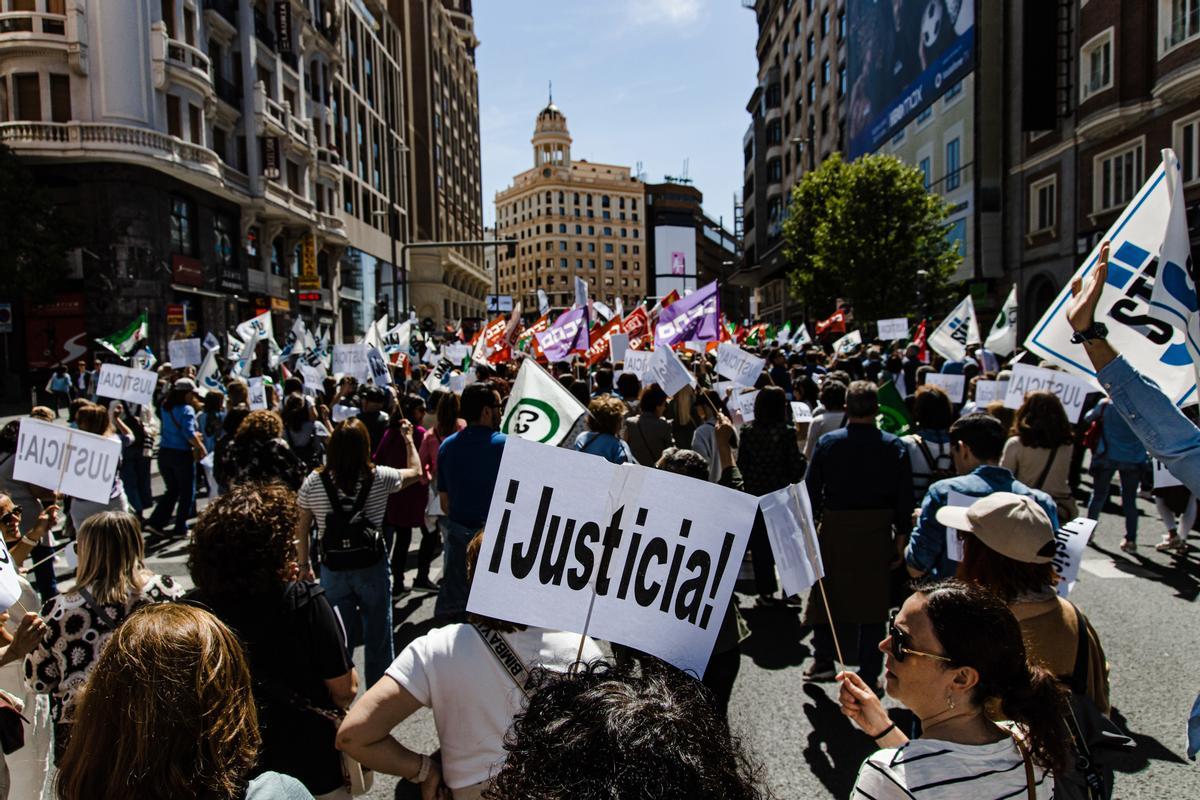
[1025,151,1200,406]
[236,310,273,344]
[1149,149,1200,377]
[985,286,1019,356]
[363,314,388,350]
[791,323,813,348]
[593,300,614,322]
[500,359,587,446]
[614,297,624,319]
[759,482,825,596]
[537,288,551,318]
[195,348,222,396]
[203,332,221,352]
[832,329,862,356]
[0,537,25,614]
[381,320,412,354]
[226,332,244,360]
[928,296,980,362]
[574,276,588,310]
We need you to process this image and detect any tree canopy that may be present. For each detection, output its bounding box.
[782,152,961,324]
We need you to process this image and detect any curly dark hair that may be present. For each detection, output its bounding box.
[187,482,298,602]
[484,661,768,800]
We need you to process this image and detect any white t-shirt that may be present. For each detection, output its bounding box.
[386,624,603,790]
[850,735,1052,799]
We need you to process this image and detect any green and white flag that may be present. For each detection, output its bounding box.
[985,285,1018,356]
[791,323,813,348]
[500,358,587,446]
[876,381,912,435]
[96,312,149,360]
[774,322,792,345]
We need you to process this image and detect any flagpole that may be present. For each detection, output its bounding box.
[815,577,847,670]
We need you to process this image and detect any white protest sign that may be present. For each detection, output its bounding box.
[1003,363,1092,423]
[95,363,157,408]
[1153,458,1184,489]
[713,380,735,400]
[0,537,23,613]
[790,402,813,424]
[299,364,325,392]
[448,373,467,394]
[716,342,767,387]
[734,390,759,423]
[622,350,653,379]
[944,490,974,563]
[758,482,825,596]
[331,404,360,423]
[366,346,391,386]
[609,333,630,364]
[468,437,759,675]
[1050,517,1098,598]
[247,377,268,410]
[332,343,370,381]
[973,380,1008,406]
[925,373,966,403]
[645,345,696,397]
[13,419,123,504]
[877,318,909,341]
[167,338,203,368]
[444,343,471,364]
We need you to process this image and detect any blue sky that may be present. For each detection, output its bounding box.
[474,0,758,229]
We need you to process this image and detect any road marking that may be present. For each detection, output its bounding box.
[1079,560,1137,579]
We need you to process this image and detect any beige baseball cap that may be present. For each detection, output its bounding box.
[935,492,1057,564]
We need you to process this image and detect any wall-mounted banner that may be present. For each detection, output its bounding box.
[96,363,157,407]
[1003,363,1092,423]
[716,342,767,387]
[925,373,965,403]
[167,338,203,368]
[13,418,123,504]
[877,318,909,341]
[468,437,759,675]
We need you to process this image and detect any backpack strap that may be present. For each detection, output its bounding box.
[1034,446,1059,491]
[318,470,344,512]
[318,470,374,516]
[351,471,375,516]
[1068,600,1091,695]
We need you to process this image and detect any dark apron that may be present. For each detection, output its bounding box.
[803,508,895,626]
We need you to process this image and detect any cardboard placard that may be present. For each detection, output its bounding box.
[715,342,767,388]
[13,419,123,504]
[1051,517,1098,597]
[877,318,909,341]
[248,377,268,410]
[95,364,158,408]
[332,343,370,381]
[167,338,203,367]
[973,379,1009,406]
[1003,363,1091,423]
[925,373,966,403]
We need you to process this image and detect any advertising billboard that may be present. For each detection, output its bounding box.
[847,0,975,158]
[654,225,697,297]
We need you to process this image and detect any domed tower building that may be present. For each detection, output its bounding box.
[494,98,646,315]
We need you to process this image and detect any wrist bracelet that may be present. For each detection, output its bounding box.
[412,754,432,784]
[869,722,897,740]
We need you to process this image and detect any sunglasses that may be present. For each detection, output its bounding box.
[888,610,952,664]
[0,507,22,525]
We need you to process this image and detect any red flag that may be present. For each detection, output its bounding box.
[661,290,680,308]
[912,319,929,363]
[815,310,847,336]
[521,314,553,361]
[584,316,623,367]
[622,306,650,343]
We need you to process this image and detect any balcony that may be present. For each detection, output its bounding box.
[316,146,341,180]
[0,8,73,64]
[152,23,213,98]
[0,121,222,181]
[203,0,237,31]
[254,82,288,137]
[318,211,348,240]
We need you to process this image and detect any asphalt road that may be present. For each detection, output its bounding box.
[36,454,1200,799]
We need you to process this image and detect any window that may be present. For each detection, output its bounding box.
[918,157,931,189]
[1094,139,1144,211]
[838,10,846,39]
[916,105,933,127]
[807,78,815,103]
[822,58,830,86]
[13,73,40,121]
[946,218,967,258]
[945,138,961,190]
[821,10,829,36]
[49,74,70,122]
[166,94,181,137]
[558,223,566,233]
[943,80,964,104]
[806,34,814,58]
[1029,175,1057,233]
[1164,0,1200,51]
[838,65,847,97]
[560,258,567,268]
[169,196,195,256]
[189,103,201,143]
[1080,29,1113,100]
[605,259,614,269]
[1175,113,1200,184]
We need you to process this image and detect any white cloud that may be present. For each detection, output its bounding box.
[626,0,702,27]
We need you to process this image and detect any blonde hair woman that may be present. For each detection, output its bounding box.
[24,511,182,763]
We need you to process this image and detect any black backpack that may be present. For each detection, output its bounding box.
[318,471,385,571]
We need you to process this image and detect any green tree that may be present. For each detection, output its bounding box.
[782,152,960,325]
[0,143,76,301]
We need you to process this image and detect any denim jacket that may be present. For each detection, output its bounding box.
[1097,356,1200,495]
[905,464,1060,579]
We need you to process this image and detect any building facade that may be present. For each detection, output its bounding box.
[1005,0,1200,336]
[392,0,487,328]
[494,102,646,315]
[0,0,408,384]
[736,0,847,324]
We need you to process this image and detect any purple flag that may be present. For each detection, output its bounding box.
[654,281,720,347]
[536,307,589,362]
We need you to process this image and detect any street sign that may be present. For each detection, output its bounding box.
[485,294,513,313]
[0,303,11,334]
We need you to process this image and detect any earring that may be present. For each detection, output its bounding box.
[946,694,956,710]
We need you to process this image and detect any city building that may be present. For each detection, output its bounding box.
[1004,0,1200,335]
[392,0,487,328]
[493,100,646,315]
[643,180,746,320]
[0,0,408,380]
[734,0,848,324]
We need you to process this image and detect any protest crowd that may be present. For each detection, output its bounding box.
[0,237,1198,800]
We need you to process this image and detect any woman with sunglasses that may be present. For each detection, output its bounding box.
[838,580,1071,799]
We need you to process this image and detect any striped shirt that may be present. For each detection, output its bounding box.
[297,467,406,530]
[850,735,1053,800]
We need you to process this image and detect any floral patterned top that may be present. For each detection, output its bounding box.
[23,574,183,724]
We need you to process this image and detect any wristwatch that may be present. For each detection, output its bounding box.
[1070,322,1108,344]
